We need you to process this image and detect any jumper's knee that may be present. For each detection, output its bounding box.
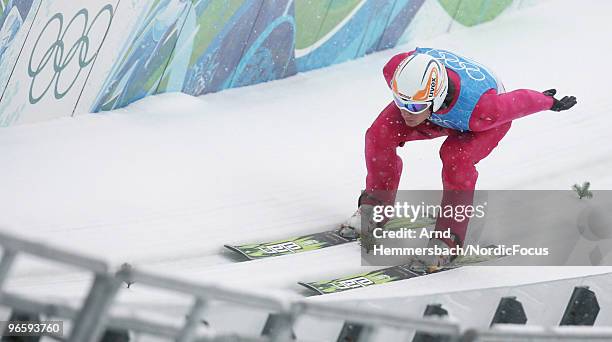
[440,146,478,190]
[366,122,398,150]
[442,163,478,190]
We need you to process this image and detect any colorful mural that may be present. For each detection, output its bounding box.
[296,0,419,71]
[92,0,192,112]
[0,0,39,117]
[0,0,35,61]
[0,0,537,125]
[97,0,428,107]
[227,0,296,89]
[158,0,296,96]
[439,0,514,27]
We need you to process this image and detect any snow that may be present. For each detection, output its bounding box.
[0,0,611,337]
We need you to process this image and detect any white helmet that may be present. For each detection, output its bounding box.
[391,54,448,112]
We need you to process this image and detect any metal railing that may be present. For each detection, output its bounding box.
[0,230,610,342]
[0,230,458,341]
[0,230,118,341]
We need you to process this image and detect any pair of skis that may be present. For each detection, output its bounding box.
[224,217,500,295]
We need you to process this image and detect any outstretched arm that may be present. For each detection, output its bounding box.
[469,88,576,131]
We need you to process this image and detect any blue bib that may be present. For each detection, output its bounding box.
[415,48,500,132]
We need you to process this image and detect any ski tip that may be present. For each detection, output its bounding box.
[297,282,324,295]
[223,244,255,261]
[223,244,238,252]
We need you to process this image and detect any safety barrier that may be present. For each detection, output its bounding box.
[0,230,459,341]
[0,230,609,342]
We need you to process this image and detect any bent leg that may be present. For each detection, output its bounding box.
[365,102,448,204]
[436,122,512,243]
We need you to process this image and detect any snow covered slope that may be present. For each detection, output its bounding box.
[0,0,611,337]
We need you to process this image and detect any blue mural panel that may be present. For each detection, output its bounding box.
[160,0,265,96]
[93,0,426,110]
[0,0,34,55]
[229,0,296,88]
[0,0,39,99]
[293,0,425,74]
[296,0,393,72]
[358,0,396,56]
[91,0,191,112]
[376,0,425,51]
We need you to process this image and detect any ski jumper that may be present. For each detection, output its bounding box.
[365,48,553,244]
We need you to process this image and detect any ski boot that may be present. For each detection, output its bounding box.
[338,191,385,253]
[410,232,463,272]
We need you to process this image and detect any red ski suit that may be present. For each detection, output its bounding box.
[365,51,553,244]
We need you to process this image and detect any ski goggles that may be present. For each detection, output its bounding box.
[393,94,432,115]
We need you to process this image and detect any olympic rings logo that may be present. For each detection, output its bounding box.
[27,5,114,104]
[427,50,487,82]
